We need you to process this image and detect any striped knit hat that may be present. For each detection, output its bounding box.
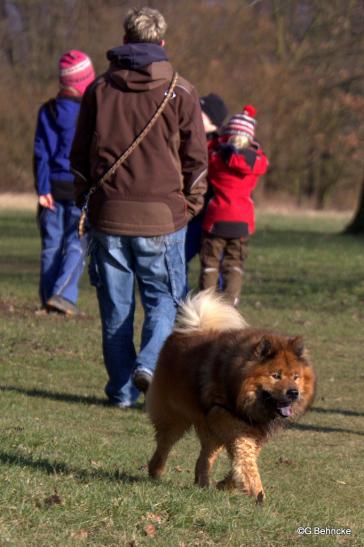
[59,50,95,96]
[221,105,257,141]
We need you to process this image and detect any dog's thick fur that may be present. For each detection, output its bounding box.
[147,290,316,502]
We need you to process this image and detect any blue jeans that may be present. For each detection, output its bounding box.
[38,201,87,306]
[89,227,187,406]
[186,214,203,263]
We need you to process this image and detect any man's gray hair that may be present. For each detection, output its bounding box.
[123,7,167,44]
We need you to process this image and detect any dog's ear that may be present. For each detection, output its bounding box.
[253,336,273,361]
[289,336,305,358]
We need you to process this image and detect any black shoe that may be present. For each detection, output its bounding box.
[133,370,152,394]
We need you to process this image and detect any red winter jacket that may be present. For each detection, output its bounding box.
[202,143,268,237]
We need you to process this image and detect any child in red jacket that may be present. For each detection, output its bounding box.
[200,105,268,306]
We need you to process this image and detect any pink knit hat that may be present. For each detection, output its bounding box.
[221,105,257,141]
[59,50,95,96]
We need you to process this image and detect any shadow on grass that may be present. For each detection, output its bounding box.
[311,406,364,417]
[290,423,364,436]
[0,384,144,411]
[0,450,145,484]
[2,384,363,418]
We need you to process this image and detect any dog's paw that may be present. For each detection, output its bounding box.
[216,476,236,491]
[256,490,265,504]
[194,476,210,488]
[148,463,163,479]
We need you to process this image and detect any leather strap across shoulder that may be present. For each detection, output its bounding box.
[97,71,178,187]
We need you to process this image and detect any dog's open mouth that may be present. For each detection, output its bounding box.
[276,403,293,417]
[261,391,293,418]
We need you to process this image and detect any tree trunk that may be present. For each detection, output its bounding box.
[344,172,364,235]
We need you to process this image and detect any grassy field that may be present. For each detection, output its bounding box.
[0,208,363,546]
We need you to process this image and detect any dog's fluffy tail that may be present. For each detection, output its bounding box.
[174,289,248,334]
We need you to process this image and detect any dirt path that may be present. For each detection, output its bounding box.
[0,193,37,210]
[0,192,351,220]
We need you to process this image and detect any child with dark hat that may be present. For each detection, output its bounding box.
[200,105,269,306]
[185,93,228,270]
[200,93,228,149]
[34,50,95,315]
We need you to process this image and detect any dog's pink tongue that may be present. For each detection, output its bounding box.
[279,404,293,417]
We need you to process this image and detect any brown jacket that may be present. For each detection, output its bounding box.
[71,43,207,236]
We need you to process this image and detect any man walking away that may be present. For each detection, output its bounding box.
[71,7,207,407]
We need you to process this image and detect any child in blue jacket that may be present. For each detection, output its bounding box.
[33,50,95,315]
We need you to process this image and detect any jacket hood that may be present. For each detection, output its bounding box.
[106,43,172,91]
[107,43,168,68]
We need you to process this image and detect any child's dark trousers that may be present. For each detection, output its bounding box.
[199,233,249,306]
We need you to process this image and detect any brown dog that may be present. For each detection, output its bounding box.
[147,290,316,502]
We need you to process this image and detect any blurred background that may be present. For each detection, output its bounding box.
[0,0,363,213]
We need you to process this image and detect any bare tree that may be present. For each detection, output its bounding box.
[344,171,364,234]
[0,0,363,211]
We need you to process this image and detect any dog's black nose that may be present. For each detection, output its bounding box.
[287,388,299,401]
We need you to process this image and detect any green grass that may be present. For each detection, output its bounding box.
[0,209,363,546]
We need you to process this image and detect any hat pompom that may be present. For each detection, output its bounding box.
[243,105,257,117]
